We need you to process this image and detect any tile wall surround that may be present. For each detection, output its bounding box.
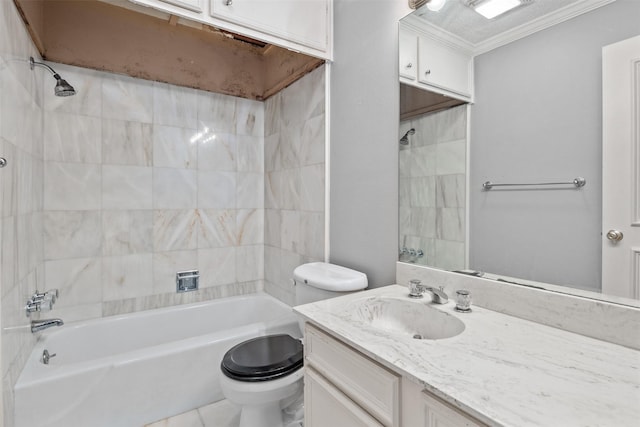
[264,66,326,305]
[397,262,640,350]
[41,62,267,323]
[0,0,46,423]
[399,105,466,271]
[0,1,326,423]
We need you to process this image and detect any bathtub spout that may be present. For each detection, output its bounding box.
[31,318,64,333]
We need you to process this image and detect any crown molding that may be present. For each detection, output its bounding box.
[403,0,617,56]
[401,15,475,54]
[473,0,617,54]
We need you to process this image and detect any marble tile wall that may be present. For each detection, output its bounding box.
[264,66,326,305]
[40,64,267,323]
[0,1,46,424]
[399,105,466,271]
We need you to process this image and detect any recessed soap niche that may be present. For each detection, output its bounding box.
[176,270,199,293]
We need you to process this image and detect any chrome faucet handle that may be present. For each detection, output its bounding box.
[25,300,40,316]
[46,289,59,303]
[33,289,59,304]
[38,299,53,312]
[25,297,53,317]
[408,279,425,298]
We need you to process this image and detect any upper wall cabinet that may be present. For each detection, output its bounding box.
[160,0,203,12]
[210,0,328,53]
[399,23,473,102]
[417,35,472,99]
[399,28,418,81]
[129,0,332,59]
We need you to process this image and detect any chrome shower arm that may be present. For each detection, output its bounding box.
[29,57,58,76]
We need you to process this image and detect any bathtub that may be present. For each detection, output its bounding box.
[15,293,301,427]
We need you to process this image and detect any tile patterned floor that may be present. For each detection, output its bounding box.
[145,398,304,427]
[145,400,241,427]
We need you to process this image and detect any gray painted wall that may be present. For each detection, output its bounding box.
[329,0,411,287]
[470,1,640,292]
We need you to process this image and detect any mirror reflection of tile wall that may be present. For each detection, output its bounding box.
[399,105,466,270]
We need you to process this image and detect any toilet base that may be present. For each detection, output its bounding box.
[220,368,304,427]
[239,402,284,427]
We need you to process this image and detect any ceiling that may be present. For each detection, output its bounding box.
[405,0,616,48]
[14,0,323,101]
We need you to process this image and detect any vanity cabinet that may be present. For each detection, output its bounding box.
[304,323,486,427]
[399,24,473,101]
[304,323,400,426]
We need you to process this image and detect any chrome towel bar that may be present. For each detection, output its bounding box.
[482,177,586,190]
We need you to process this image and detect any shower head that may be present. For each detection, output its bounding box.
[54,78,76,97]
[29,57,76,97]
[400,128,415,145]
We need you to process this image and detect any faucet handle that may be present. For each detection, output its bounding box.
[25,300,40,317]
[33,289,59,304]
[46,289,59,304]
[24,296,54,317]
[38,299,53,312]
[408,279,425,298]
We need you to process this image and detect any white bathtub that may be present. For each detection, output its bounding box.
[15,293,301,427]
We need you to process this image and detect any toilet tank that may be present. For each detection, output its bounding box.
[293,262,368,306]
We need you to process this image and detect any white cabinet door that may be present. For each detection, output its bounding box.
[158,0,203,12]
[602,34,640,299]
[418,35,471,98]
[305,324,400,426]
[421,391,485,427]
[305,367,385,427]
[210,0,328,51]
[400,28,418,80]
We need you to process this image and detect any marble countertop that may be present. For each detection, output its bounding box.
[294,285,640,427]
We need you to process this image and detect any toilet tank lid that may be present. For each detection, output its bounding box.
[293,262,368,292]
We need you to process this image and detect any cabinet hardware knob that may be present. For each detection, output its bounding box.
[425,70,431,76]
[0,157,6,168]
[406,63,413,68]
[224,0,232,5]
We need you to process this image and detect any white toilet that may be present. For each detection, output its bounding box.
[219,262,367,427]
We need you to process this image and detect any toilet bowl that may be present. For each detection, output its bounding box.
[220,334,304,427]
[219,262,367,427]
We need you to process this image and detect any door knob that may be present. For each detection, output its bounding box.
[606,230,623,242]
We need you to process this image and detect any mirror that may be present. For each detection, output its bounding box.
[398,0,640,307]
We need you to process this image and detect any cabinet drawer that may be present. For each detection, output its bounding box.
[305,367,385,427]
[305,324,400,427]
[418,35,471,98]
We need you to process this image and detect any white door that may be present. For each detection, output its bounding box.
[602,35,640,299]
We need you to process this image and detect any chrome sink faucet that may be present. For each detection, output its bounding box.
[408,279,449,304]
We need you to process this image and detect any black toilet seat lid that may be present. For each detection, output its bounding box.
[221,334,303,382]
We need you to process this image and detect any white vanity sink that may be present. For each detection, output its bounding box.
[348,296,465,340]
